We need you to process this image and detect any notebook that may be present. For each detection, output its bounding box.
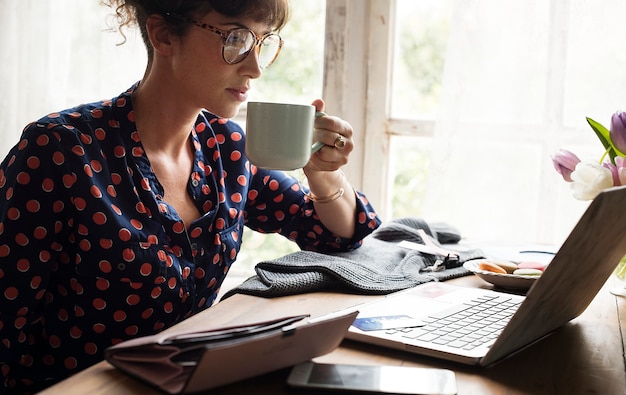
[335,185,626,367]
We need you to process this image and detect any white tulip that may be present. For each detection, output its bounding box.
[569,162,614,200]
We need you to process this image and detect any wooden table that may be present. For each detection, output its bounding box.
[39,275,626,395]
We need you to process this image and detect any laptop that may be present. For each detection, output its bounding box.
[335,186,626,367]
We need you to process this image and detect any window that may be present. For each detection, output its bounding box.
[351,0,626,247]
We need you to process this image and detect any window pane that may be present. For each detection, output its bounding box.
[389,137,431,219]
[390,0,450,120]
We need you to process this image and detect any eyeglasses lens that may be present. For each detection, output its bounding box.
[258,35,281,68]
[223,30,254,63]
[223,29,281,68]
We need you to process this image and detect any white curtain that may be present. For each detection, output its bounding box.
[0,0,147,159]
[422,0,626,246]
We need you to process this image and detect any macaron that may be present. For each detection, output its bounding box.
[517,261,547,272]
[513,268,543,276]
[490,259,518,274]
[478,261,508,274]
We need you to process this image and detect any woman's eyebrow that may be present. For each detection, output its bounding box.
[222,22,245,28]
[221,21,273,35]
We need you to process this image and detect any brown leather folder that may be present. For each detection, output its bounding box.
[105,311,358,394]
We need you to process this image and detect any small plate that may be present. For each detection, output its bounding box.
[463,260,539,291]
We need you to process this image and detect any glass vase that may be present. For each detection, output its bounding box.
[610,255,626,297]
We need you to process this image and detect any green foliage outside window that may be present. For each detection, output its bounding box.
[390,1,449,218]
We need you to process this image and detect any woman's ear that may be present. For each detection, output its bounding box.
[145,15,175,56]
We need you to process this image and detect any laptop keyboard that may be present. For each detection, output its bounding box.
[384,294,521,351]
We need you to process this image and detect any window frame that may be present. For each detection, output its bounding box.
[323,0,435,220]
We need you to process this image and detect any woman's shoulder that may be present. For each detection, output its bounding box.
[22,88,135,144]
[29,101,113,130]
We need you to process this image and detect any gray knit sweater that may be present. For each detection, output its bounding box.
[222,218,484,300]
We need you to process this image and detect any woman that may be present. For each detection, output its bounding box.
[0,0,380,393]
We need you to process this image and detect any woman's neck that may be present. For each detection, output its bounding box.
[130,76,199,157]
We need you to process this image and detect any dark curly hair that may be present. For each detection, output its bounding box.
[100,0,290,61]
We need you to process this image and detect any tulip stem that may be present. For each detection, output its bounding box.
[600,146,611,164]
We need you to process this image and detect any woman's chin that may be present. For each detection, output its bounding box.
[206,104,242,119]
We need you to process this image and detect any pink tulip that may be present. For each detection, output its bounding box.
[551,149,581,182]
[616,156,626,185]
[603,162,620,186]
[605,156,626,186]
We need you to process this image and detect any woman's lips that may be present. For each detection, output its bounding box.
[227,87,248,102]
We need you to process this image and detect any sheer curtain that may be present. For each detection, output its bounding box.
[422,0,626,246]
[0,0,147,159]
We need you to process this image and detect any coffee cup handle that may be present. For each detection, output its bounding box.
[311,111,327,153]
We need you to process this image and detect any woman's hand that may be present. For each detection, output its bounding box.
[302,99,358,238]
[304,99,354,173]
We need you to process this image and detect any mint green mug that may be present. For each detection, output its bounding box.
[245,102,324,170]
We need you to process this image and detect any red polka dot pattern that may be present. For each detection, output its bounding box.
[0,84,380,393]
